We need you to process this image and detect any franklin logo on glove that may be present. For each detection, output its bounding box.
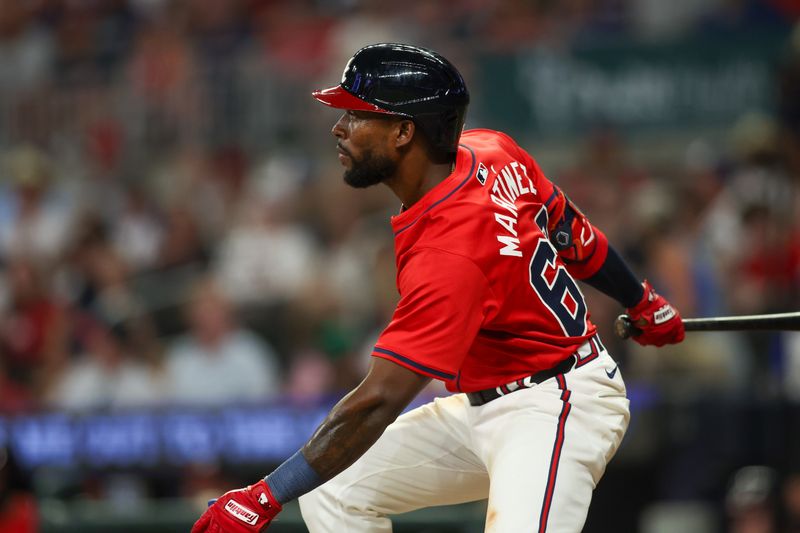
[225,501,259,525]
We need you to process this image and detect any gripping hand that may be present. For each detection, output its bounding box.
[625,280,685,347]
[191,480,282,533]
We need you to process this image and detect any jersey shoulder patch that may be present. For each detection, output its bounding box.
[475,162,488,185]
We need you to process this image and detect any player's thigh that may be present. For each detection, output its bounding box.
[477,368,628,532]
[300,394,489,521]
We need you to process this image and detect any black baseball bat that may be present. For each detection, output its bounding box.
[614,311,800,340]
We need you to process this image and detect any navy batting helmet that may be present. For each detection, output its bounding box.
[312,43,470,157]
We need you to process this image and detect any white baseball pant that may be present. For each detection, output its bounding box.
[299,339,630,532]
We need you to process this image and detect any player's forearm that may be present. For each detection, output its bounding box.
[301,386,409,480]
[264,360,429,504]
[262,389,404,505]
[582,245,644,308]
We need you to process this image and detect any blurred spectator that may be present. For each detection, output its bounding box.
[726,466,778,533]
[0,256,67,398]
[0,1,53,96]
[52,0,107,85]
[46,318,164,412]
[123,10,204,151]
[632,181,696,315]
[150,147,243,244]
[214,185,318,307]
[112,184,164,271]
[0,145,73,264]
[53,0,137,84]
[66,113,129,226]
[316,212,394,330]
[0,359,35,414]
[63,215,141,325]
[206,146,252,235]
[735,204,800,314]
[0,446,37,533]
[156,203,209,270]
[783,474,800,531]
[163,276,281,406]
[703,113,799,315]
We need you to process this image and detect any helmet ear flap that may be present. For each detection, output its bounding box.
[414,106,467,162]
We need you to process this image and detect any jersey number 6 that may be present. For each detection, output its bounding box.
[529,208,588,337]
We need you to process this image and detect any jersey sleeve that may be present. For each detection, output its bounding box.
[372,248,491,382]
[543,185,609,279]
[498,132,609,280]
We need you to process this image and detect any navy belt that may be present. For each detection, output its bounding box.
[466,354,577,407]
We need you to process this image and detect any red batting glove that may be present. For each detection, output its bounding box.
[626,280,685,347]
[192,480,282,533]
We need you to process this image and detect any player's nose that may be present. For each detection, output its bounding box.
[331,113,347,139]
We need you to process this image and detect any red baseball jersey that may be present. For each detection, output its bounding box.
[372,129,609,392]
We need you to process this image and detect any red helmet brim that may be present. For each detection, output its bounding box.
[311,85,396,115]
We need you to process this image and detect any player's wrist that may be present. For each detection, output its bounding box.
[264,450,322,505]
[252,480,282,513]
[627,280,655,315]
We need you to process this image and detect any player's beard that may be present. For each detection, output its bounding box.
[343,148,397,189]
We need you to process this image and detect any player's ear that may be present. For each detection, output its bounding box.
[394,119,415,149]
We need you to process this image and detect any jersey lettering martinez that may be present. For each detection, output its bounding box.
[372,129,600,392]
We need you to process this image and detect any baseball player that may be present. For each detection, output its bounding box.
[192,43,684,533]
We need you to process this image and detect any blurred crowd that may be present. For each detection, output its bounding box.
[0,0,799,531]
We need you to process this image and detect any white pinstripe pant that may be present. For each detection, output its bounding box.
[299,344,629,533]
